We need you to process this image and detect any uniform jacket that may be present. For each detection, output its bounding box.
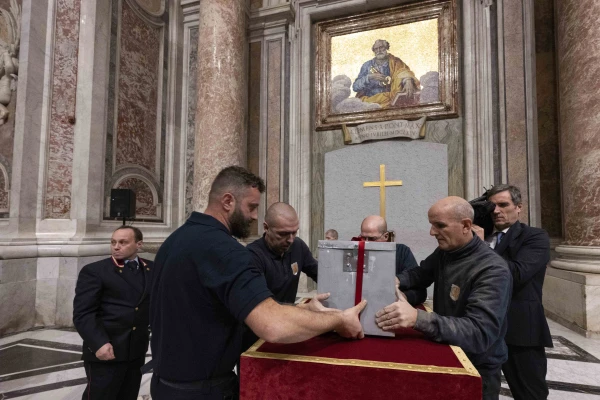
[400,236,512,373]
[73,256,154,362]
[493,221,552,347]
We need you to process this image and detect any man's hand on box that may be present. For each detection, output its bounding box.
[375,288,417,331]
[299,292,339,313]
[336,299,367,340]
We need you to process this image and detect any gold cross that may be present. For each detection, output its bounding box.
[363,164,403,220]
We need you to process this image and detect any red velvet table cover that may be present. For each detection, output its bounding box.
[240,329,481,399]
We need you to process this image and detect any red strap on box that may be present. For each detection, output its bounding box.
[355,240,365,305]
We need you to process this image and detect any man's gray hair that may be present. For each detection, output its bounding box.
[372,39,390,51]
[487,184,522,205]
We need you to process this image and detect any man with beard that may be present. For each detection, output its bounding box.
[352,39,420,108]
[149,166,367,400]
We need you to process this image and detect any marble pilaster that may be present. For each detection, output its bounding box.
[193,0,248,212]
[546,0,600,337]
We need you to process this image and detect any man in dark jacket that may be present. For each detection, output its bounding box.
[73,226,153,400]
[247,202,318,305]
[478,184,552,400]
[375,197,512,400]
[359,215,426,306]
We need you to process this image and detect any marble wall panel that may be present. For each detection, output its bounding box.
[35,278,58,327]
[0,280,36,334]
[185,27,199,218]
[310,119,463,252]
[248,41,262,236]
[115,1,161,173]
[544,273,586,329]
[116,176,158,218]
[55,278,76,327]
[534,0,561,238]
[0,258,37,283]
[59,257,79,278]
[266,41,282,208]
[37,258,60,280]
[502,0,530,225]
[0,0,21,217]
[0,164,8,214]
[44,0,81,219]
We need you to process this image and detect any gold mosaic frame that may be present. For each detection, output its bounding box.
[314,0,458,130]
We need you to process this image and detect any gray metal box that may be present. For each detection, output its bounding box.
[317,240,397,337]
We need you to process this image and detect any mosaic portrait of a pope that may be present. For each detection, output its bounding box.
[352,39,420,108]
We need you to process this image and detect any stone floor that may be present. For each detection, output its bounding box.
[1,313,599,399]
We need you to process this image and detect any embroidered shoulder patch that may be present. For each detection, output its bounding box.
[450,284,461,301]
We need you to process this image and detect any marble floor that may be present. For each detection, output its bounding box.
[1,319,599,399]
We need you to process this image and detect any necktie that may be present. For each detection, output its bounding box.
[496,232,504,246]
[127,260,139,274]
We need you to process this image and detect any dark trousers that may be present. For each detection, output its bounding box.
[150,373,239,400]
[82,357,144,400]
[480,369,502,400]
[502,345,549,400]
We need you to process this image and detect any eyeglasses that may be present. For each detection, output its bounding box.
[359,232,387,242]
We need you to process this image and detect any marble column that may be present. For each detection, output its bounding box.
[193,0,248,212]
[543,0,600,337]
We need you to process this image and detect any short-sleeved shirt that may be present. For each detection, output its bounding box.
[247,236,318,304]
[150,212,272,382]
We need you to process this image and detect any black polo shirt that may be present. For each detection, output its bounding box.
[150,212,272,382]
[247,236,318,304]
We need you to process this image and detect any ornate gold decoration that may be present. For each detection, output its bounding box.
[315,0,458,130]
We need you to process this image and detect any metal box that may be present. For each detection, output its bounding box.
[317,240,397,337]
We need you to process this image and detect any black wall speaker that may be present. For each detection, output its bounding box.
[110,189,136,218]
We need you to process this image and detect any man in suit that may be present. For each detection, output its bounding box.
[73,226,153,400]
[474,184,552,400]
[359,215,427,306]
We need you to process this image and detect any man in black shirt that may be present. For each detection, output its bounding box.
[150,166,366,400]
[247,202,317,304]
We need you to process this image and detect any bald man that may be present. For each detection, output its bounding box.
[375,197,512,400]
[247,202,318,305]
[359,215,426,306]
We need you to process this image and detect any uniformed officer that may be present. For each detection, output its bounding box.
[150,166,366,400]
[73,226,153,400]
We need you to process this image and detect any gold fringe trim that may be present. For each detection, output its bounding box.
[422,303,479,377]
[243,339,477,377]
